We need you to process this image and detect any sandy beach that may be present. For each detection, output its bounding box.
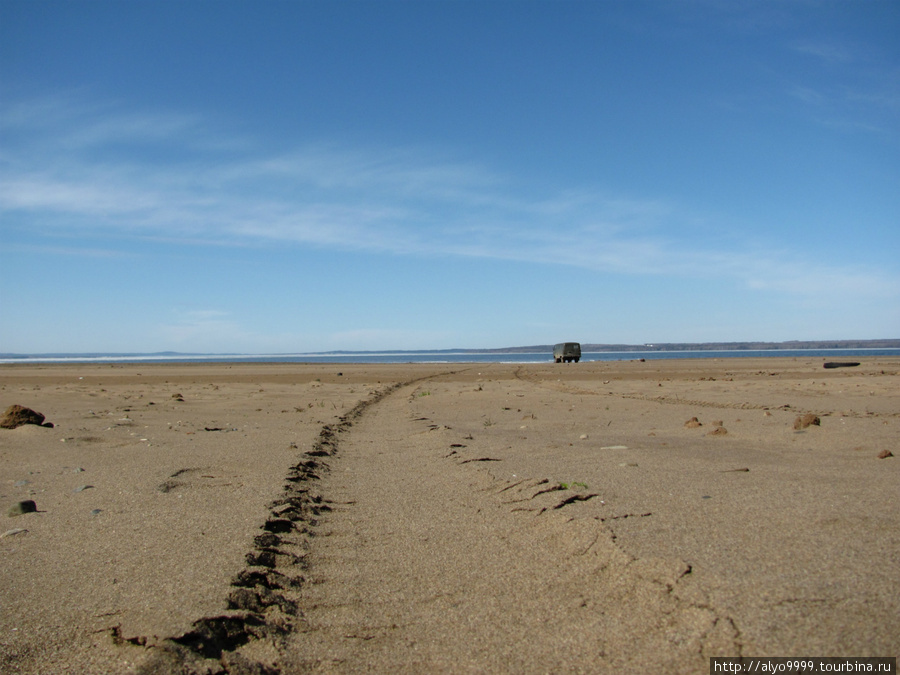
[1,358,897,673]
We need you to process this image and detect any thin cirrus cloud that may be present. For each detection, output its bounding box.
[786,38,900,138]
[0,95,893,299]
[790,39,854,65]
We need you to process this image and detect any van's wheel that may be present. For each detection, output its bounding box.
[574,358,580,363]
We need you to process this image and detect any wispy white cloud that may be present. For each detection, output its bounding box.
[1,94,896,301]
[785,38,900,138]
[790,39,853,65]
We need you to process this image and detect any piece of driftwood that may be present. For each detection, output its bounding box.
[823,362,860,369]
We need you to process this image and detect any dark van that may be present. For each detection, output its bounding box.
[553,342,581,363]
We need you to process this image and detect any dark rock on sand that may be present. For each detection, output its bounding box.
[7,500,37,517]
[1,405,52,429]
[793,414,821,430]
[877,450,893,459]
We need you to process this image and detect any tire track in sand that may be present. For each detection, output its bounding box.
[135,383,406,674]
[136,373,741,673]
[279,381,741,673]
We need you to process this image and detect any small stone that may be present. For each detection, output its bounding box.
[579,434,589,440]
[14,480,29,487]
[90,509,102,516]
[7,500,37,517]
[793,414,820,430]
[1,528,28,538]
[73,485,94,493]
[707,426,728,436]
[877,450,893,459]
[684,417,702,428]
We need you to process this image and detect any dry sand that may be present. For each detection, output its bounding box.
[0,358,897,673]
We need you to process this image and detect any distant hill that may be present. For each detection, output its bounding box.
[475,339,900,353]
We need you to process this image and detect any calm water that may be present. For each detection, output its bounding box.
[2,349,899,365]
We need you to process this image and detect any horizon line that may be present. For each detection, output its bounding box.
[2,338,899,359]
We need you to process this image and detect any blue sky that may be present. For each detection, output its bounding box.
[1,0,898,353]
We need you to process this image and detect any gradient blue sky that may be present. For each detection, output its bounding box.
[1,1,898,353]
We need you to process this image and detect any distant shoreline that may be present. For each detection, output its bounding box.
[2,339,898,361]
[2,343,900,366]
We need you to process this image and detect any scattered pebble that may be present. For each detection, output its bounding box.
[73,485,94,493]
[90,509,102,516]
[793,414,820,430]
[601,445,629,450]
[707,426,728,436]
[877,450,893,459]
[579,434,589,440]
[684,417,702,428]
